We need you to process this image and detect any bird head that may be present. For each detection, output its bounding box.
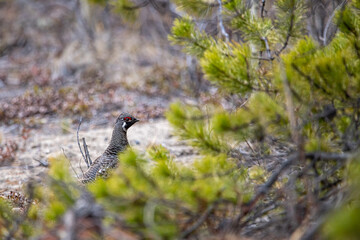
[116,112,139,132]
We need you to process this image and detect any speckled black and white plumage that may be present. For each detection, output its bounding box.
[80,113,139,183]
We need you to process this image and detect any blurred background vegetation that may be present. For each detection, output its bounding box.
[0,0,359,239]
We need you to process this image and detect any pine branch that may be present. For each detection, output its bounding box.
[210,63,257,91]
[291,63,332,96]
[276,0,296,56]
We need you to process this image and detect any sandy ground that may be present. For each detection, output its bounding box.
[0,119,196,194]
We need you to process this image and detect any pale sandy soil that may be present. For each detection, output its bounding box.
[0,119,196,194]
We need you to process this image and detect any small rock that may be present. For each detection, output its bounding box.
[12,207,22,213]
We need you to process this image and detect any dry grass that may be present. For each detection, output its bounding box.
[0,141,18,167]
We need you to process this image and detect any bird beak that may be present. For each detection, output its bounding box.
[134,118,139,123]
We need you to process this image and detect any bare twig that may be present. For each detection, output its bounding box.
[300,215,327,240]
[244,138,256,154]
[251,155,296,201]
[241,200,280,230]
[77,118,88,168]
[82,138,92,166]
[305,152,351,161]
[206,0,233,7]
[149,0,168,14]
[78,158,84,175]
[180,202,217,238]
[106,211,145,239]
[276,2,295,56]
[323,0,347,45]
[33,157,49,167]
[239,98,249,108]
[234,153,299,226]
[260,0,266,18]
[281,62,299,144]
[74,0,94,41]
[250,56,274,61]
[217,0,229,42]
[62,148,80,179]
[261,37,273,60]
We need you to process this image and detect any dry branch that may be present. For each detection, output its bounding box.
[82,137,92,166]
[76,118,88,168]
[217,0,229,42]
[260,0,266,18]
[62,148,80,179]
[180,202,217,238]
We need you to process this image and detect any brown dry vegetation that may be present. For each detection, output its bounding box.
[0,0,190,190]
[0,141,18,166]
[0,0,191,122]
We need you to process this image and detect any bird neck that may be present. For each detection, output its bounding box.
[105,125,128,155]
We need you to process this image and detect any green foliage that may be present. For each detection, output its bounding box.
[282,36,360,103]
[0,198,14,235]
[42,155,79,222]
[211,93,289,142]
[0,155,80,238]
[88,0,108,6]
[166,0,360,237]
[171,0,216,17]
[231,10,277,49]
[166,102,230,154]
[167,0,359,157]
[112,0,139,22]
[223,0,244,13]
[87,148,250,238]
[89,0,139,22]
[248,165,267,184]
[323,157,360,240]
[275,0,307,44]
[336,1,360,39]
[200,42,256,93]
[0,193,36,239]
[169,18,214,57]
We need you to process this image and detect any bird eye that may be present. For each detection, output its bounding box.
[123,117,132,121]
